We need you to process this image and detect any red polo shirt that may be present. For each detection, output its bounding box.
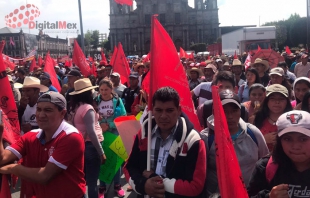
[7,121,86,198]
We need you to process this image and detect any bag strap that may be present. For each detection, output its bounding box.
[246,125,258,146]
[266,156,278,183]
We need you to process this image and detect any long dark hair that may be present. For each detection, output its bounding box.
[68,90,96,114]
[293,79,310,104]
[301,91,310,112]
[253,93,293,129]
[246,68,260,84]
[272,137,293,169]
[280,78,292,99]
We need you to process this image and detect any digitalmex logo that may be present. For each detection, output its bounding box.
[5,4,77,33]
[5,4,40,29]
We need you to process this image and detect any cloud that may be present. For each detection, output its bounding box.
[0,0,307,39]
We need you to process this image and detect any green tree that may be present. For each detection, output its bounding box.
[190,43,207,53]
[91,30,100,49]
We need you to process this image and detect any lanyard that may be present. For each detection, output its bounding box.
[231,127,242,141]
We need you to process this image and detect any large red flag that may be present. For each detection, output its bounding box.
[92,62,97,77]
[110,46,118,66]
[44,53,61,92]
[179,47,188,59]
[257,45,262,52]
[188,51,194,60]
[29,57,36,72]
[142,53,151,63]
[0,41,20,198]
[38,56,43,67]
[113,42,130,85]
[114,0,133,6]
[234,50,238,59]
[148,16,201,131]
[72,40,91,77]
[285,46,292,55]
[101,50,108,65]
[212,85,248,198]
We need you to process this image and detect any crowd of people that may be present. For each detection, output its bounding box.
[0,48,309,198]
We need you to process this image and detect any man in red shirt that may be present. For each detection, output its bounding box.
[0,91,86,198]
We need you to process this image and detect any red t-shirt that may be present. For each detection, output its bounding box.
[259,119,277,152]
[7,121,86,198]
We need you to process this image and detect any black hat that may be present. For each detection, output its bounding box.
[219,89,241,109]
[66,69,82,77]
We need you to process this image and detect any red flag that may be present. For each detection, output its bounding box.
[285,46,292,55]
[44,53,61,92]
[38,56,43,67]
[211,85,249,198]
[29,57,36,72]
[114,0,133,6]
[244,52,252,70]
[101,50,108,65]
[143,53,151,63]
[72,40,91,76]
[113,42,130,85]
[110,46,118,66]
[188,52,194,60]
[141,71,150,94]
[257,45,262,52]
[92,62,97,77]
[234,50,237,59]
[88,57,94,62]
[148,16,201,131]
[179,47,188,59]
[0,41,20,198]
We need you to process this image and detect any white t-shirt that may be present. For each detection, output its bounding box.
[98,100,114,120]
[22,104,38,127]
[192,82,212,106]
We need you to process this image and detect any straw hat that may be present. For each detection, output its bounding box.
[14,76,49,92]
[251,58,269,72]
[232,59,243,66]
[69,78,98,95]
[187,67,203,77]
[133,63,145,70]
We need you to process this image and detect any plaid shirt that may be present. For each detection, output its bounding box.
[150,122,178,177]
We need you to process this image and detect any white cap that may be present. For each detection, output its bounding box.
[277,110,310,137]
[111,72,120,77]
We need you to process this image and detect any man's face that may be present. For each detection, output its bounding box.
[138,66,145,74]
[216,80,234,92]
[68,76,80,89]
[203,68,214,78]
[105,68,112,76]
[223,103,241,130]
[190,71,198,80]
[231,66,242,75]
[252,63,265,73]
[153,100,181,132]
[129,77,139,87]
[22,88,39,99]
[40,77,50,87]
[36,102,66,131]
[110,75,119,85]
[301,57,308,65]
[97,70,105,78]
[270,74,283,85]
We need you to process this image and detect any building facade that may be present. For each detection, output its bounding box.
[0,27,68,59]
[109,0,220,56]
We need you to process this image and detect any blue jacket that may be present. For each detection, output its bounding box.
[94,94,127,132]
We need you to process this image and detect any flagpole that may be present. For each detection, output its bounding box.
[78,0,85,54]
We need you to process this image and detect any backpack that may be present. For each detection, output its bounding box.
[207,124,258,150]
[202,100,248,128]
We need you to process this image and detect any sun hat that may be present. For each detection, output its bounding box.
[251,58,269,72]
[277,110,310,137]
[37,91,67,110]
[204,64,217,73]
[269,67,284,76]
[14,76,49,92]
[186,67,203,77]
[232,59,243,66]
[266,84,288,98]
[69,78,98,95]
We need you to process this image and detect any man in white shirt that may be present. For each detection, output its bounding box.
[294,53,310,78]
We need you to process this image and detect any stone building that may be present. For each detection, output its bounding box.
[109,0,220,56]
[0,27,68,59]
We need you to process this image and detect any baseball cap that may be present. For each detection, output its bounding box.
[37,91,67,110]
[277,110,310,137]
[216,59,223,63]
[111,72,120,77]
[269,67,284,76]
[129,72,139,78]
[266,84,288,98]
[219,89,241,109]
[301,53,309,59]
[40,72,50,80]
[66,69,82,77]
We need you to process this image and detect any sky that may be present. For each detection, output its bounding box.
[0,0,307,39]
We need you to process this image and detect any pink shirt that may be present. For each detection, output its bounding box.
[73,104,103,142]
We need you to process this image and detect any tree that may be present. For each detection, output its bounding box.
[91,30,99,49]
[190,43,207,53]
